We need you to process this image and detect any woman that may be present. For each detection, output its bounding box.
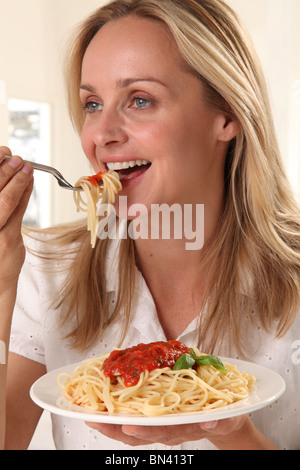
[1,0,300,450]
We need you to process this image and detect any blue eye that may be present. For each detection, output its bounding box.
[83,101,103,113]
[132,97,151,109]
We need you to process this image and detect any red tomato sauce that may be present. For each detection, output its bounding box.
[102,341,190,387]
[87,171,105,187]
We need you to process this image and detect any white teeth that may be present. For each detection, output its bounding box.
[107,160,149,171]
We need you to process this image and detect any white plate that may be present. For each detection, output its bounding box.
[30,357,286,426]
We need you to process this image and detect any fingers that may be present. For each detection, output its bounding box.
[120,423,201,445]
[86,422,208,447]
[0,146,12,160]
[0,153,33,229]
[86,423,147,447]
[199,415,248,435]
[86,415,250,448]
[0,149,34,288]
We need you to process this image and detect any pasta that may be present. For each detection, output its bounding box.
[57,341,255,417]
[73,170,122,248]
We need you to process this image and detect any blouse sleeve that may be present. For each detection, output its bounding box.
[9,236,46,365]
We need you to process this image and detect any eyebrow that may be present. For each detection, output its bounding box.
[117,77,166,88]
[80,77,166,93]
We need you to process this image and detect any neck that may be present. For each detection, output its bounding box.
[134,195,221,285]
[136,237,210,339]
[133,207,219,339]
[131,194,224,338]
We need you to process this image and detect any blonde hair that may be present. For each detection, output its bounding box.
[41,0,300,355]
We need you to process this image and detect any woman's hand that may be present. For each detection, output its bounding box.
[0,147,33,449]
[0,147,33,290]
[86,415,278,450]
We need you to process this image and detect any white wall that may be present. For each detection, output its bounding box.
[229,0,300,198]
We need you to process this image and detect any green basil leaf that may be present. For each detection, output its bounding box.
[173,353,195,370]
[195,355,227,374]
[190,348,197,360]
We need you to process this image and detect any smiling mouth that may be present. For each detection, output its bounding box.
[106,160,151,178]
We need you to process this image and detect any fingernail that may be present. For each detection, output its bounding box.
[21,163,33,175]
[122,425,138,437]
[123,430,137,437]
[200,420,218,431]
[86,422,99,430]
[7,156,22,168]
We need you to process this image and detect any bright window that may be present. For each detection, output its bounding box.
[8,98,51,227]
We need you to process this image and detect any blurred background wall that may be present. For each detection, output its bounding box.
[0,0,299,450]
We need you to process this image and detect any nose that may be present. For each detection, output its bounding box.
[92,106,128,149]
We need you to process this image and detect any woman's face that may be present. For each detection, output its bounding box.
[80,16,234,216]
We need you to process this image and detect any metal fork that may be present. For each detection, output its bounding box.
[4,155,83,191]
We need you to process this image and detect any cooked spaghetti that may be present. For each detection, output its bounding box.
[73,170,122,247]
[57,341,255,417]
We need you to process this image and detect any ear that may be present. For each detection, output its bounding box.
[217,114,240,142]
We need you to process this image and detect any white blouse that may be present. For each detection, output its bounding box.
[10,231,300,450]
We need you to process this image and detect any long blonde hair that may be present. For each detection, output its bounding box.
[40,0,300,355]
